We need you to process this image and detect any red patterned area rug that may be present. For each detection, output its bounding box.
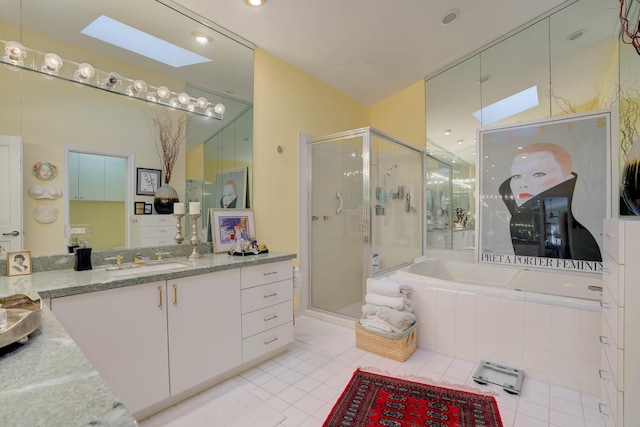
[323,369,503,427]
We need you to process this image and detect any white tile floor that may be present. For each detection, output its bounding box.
[140,316,605,427]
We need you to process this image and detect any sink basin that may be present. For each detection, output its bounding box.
[106,262,187,277]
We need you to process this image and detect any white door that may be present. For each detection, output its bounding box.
[0,136,23,255]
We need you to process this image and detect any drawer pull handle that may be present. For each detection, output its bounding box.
[264,292,278,298]
[598,403,610,416]
[158,286,163,309]
[599,369,609,380]
[264,314,278,322]
[600,301,609,309]
[263,271,278,276]
[173,284,178,305]
[599,336,610,345]
[264,337,279,345]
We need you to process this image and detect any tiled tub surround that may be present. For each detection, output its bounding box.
[0,251,296,425]
[386,264,603,396]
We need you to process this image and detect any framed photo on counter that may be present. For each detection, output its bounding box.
[7,250,32,277]
[210,209,255,253]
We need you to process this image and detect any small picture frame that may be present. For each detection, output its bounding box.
[144,203,153,214]
[210,209,255,253]
[135,201,145,215]
[137,168,162,196]
[7,250,32,277]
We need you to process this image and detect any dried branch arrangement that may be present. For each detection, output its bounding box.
[148,112,188,185]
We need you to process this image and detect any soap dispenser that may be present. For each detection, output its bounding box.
[74,240,93,271]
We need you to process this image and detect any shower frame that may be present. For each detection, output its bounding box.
[305,126,424,318]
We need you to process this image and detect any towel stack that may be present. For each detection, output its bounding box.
[359,278,416,334]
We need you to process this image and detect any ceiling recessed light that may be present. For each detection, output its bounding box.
[191,31,212,44]
[443,129,452,135]
[243,0,267,6]
[441,9,459,25]
[567,28,587,42]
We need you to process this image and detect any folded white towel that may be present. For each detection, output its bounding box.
[361,304,416,332]
[365,293,404,310]
[359,316,394,333]
[368,278,411,297]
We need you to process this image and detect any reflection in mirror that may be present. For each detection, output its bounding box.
[0,0,254,257]
[426,0,619,250]
[66,149,133,252]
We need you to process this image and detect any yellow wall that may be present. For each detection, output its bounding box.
[69,201,126,251]
[371,80,426,149]
[252,49,371,255]
[252,48,425,256]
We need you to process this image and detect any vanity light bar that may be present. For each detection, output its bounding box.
[1,39,225,119]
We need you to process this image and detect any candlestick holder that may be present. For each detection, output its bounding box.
[173,213,185,244]
[187,213,203,259]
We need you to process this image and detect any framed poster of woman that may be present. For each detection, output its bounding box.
[477,111,610,273]
[215,167,247,209]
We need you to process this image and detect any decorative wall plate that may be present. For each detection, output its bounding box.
[28,184,62,200]
[33,206,58,223]
[32,162,58,180]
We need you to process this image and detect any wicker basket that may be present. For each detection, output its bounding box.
[355,322,417,362]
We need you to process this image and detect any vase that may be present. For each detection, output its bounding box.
[154,184,179,214]
[621,136,640,215]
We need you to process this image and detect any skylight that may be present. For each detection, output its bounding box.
[81,15,212,68]
[473,86,539,126]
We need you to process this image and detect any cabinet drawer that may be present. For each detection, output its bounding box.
[602,254,623,306]
[139,225,174,238]
[241,261,292,289]
[242,322,293,362]
[601,320,623,391]
[242,300,293,338]
[602,220,624,263]
[241,280,292,314]
[132,215,174,226]
[602,285,624,350]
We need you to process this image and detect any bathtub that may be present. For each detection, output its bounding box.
[392,257,603,303]
[378,257,603,395]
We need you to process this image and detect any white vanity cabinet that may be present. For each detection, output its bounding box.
[130,215,175,247]
[599,219,640,427]
[241,261,294,362]
[167,270,241,396]
[50,259,294,419]
[50,280,170,415]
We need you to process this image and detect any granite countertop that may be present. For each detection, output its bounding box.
[0,251,296,426]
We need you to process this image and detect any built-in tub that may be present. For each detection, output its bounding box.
[378,257,603,395]
[394,257,602,302]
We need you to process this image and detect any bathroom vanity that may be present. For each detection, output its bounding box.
[0,251,296,424]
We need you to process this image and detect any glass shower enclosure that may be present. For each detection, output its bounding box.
[308,127,424,318]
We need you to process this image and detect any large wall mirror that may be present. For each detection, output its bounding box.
[0,0,254,256]
[426,0,620,250]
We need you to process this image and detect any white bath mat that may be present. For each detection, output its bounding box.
[294,315,355,355]
[140,387,285,427]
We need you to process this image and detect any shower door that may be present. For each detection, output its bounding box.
[309,131,368,318]
[308,127,424,319]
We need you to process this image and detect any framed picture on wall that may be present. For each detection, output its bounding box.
[215,167,247,209]
[477,110,610,273]
[210,209,255,253]
[134,201,145,215]
[144,203,153,214]
[136,168,161,196]
[7,250,32,277]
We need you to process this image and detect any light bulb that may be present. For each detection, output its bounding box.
[132,79,147,93]
[156,86,170,99]
[196,97,208,109]
[4,41,26,65]
[73,63,95,82]
[177,92,191,105]
[102,72,121,88]
[205,108,214,116]
[41,53,63,73]
[213,103,225,114]
[186,103,195,112]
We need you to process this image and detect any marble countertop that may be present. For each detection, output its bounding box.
[0,251,296,426]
